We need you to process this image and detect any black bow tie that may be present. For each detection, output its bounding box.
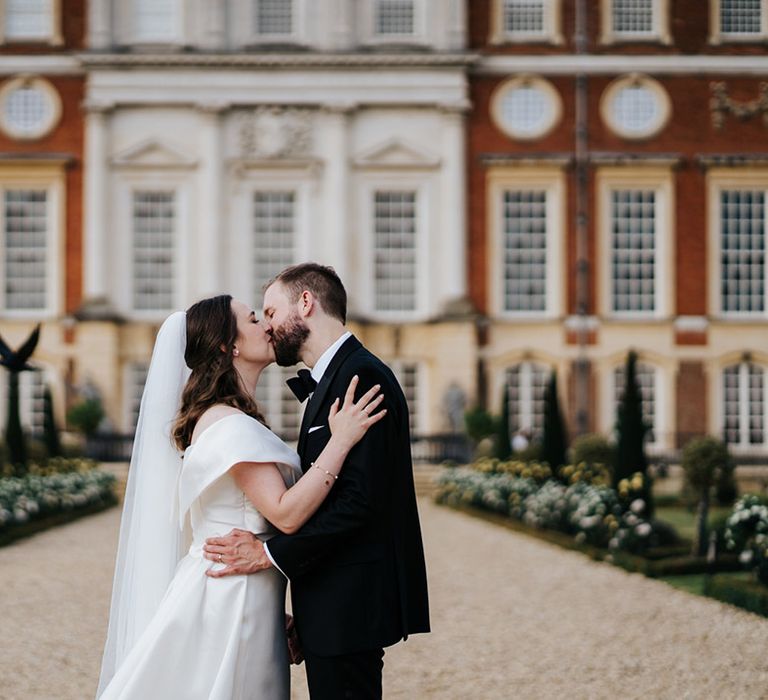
[286,368,317,402]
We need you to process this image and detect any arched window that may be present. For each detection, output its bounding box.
[504,362,548,439]
[723,361,766,448]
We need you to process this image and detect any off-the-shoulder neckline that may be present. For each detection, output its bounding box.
[184,412,257,454]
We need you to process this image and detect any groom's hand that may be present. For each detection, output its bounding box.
[203,528,272,578]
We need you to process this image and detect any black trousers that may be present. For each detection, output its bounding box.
[303,648,385,700]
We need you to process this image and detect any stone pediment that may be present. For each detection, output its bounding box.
[352,138,440,170]
[111,139,197,169]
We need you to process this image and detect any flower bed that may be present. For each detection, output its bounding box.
[436,463,664,554]
[0,467,117,546]
[435,462,739,578]
[724,494,768,585]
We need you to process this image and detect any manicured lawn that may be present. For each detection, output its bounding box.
[654,504,732,543]
[660,571,752,597]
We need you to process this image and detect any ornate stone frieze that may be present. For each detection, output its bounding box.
[238,107,312,160]
[710,82,768,130]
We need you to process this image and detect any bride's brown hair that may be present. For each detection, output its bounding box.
[172,294,267,450]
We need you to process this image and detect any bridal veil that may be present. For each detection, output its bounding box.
[97,311,191,695]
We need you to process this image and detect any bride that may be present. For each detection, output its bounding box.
[97,294,385,699]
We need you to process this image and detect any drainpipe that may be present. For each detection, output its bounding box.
[574,0,590,435]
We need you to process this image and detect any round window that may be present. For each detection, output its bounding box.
[601,74,671,140]
[0,76,62,141]
[491,76,562,141]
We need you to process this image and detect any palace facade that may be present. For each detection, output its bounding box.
[0,0,766,460]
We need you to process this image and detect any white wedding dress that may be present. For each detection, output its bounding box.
[99,413,301,700]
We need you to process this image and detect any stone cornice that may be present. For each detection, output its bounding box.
[0,55,82,75]
[78,51,479,69]
[478,54,768,76]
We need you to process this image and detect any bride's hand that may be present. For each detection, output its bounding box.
[328,375,386,450]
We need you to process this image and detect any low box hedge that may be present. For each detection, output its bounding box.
[704,574,768,617]
[444,502,742,577]
[0,494,117,548]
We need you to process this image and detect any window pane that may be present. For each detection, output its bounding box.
[614,362,656,443]
[613,0,654,34]
[255,365,301,441]
[373,190,417,312]
[611,189,656,313]
[255,0,293,35]
[253,191,295,294]
[502,190,547,312]
[134,0,177,41]
[503,0,545,34]
[720,190,765,314]
[126,363,149,431]
[376,0,415,35]
[721,0,762,34]
[132,191,175,311]
[506,363,547,439]
[5,0,51,39]
[4,189,47,310]
[394,362,420,434]
[724,363,766,447]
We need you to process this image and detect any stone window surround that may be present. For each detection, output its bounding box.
[357,174,431,321]
[706,168,768,320]
[0,75,62,142]
[113,173,190,321]
[599,73,672,141]
[486,165,566,320]
[709,0,768,44]
[599,0,671,45]
[359,0,427,46]
[0,0,62,45]
[596,166,675,321]
[714,355,768,453]
[488,0,564,46]
[228,168,312,310]
[0,163,63,319]
[490,74,563,142]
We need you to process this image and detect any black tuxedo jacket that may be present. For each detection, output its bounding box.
[267,336,430,657]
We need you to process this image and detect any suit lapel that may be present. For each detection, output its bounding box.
[297,335,361,456]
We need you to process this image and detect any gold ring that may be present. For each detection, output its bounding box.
[218,554,223,563]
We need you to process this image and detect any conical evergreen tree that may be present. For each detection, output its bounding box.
[541,370,567,473]
[494,384,512,460]
[5,372,26,474]
[614,351,652,513]
[42,385,61,459]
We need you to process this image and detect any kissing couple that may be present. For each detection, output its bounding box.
[97,263,430,699]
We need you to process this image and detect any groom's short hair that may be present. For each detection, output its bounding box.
[268,263,347,324]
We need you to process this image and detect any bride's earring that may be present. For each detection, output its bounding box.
[233,348,240,357]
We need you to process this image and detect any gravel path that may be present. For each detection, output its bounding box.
[1,499,768,699]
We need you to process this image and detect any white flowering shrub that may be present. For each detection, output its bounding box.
[566,482,621,547]
[0,470,116,529]
[437,464,667,552]
[522,481,568,530]
[725,494,768,586]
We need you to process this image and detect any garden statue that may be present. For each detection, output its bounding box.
[0,325,41,475]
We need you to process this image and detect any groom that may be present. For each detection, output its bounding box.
[204,262,430,698]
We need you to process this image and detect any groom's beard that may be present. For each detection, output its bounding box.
[271,313,310,367]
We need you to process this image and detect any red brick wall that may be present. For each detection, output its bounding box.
[0,76,85,313]
[467,69,768,317]
[676,361,708,446]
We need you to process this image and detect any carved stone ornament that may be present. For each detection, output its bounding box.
[238,107,312,159]
[710,82,768,130]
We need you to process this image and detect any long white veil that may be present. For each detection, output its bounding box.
[97,311,191,695]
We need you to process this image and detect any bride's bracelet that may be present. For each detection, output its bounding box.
[311,462,338,487]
